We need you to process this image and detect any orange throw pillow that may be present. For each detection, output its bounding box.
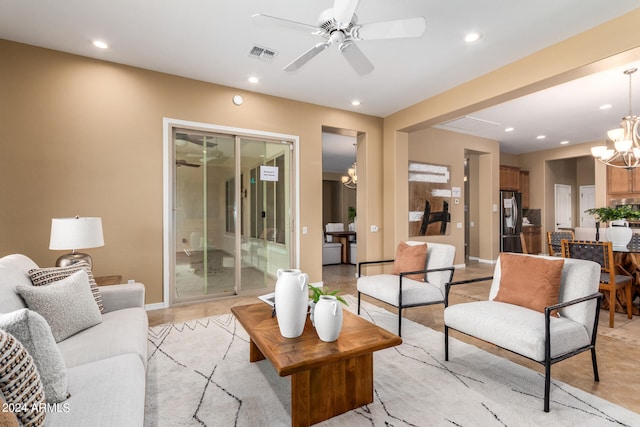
[392,242,428,281]
[494,253,564,316]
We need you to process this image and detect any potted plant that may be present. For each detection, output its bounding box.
[309,285,348,326]
[348,206,357,224]
[585,205,640,247]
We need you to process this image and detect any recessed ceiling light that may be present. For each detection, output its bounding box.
[92,40,108,49]
[351,100,361,106]
[248,76,259,84]
[232,95,243,106]
[504,127,514,132]
[464,32,482,43]
[536,135,546,140]
[599,104,612,110]
[560,140,569,145]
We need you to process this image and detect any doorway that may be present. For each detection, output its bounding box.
[554,184,572,230]
[163,120,298,306]
[580,185,596,227]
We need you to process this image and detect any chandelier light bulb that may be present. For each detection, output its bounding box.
[615,139,633,152]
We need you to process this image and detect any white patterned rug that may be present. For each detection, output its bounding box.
[145,296,640,426]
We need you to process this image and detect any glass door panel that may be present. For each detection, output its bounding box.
[174,130,235,302]
[172,128,293,304]
[239,137,292,293]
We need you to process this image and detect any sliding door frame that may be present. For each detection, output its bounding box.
[162,117,300,308]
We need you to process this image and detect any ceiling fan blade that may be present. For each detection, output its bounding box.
[340,41,374,76]
[251,13,321,34]
[353,17,426,40]
[176,160,201,168]
[284,42,330,72]
[333,0,359,28]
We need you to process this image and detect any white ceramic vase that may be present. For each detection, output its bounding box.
[607,219,632,248]
[313,295,343,342]
[274,269,309,338]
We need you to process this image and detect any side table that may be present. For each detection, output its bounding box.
[95,275,122,286]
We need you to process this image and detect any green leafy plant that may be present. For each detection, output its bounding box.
[585,205,640,223]
[309,285,348,306]
[348,206,357,223]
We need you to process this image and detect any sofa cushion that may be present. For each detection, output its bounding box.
[28,261,104,313]
[0,309,68,403]
[57,307,149,370]
[0,254,38,314]
[444,300,591,362]
[44,354,145,427]
[494,253,564,316]
[16,270,102,342]
[392,242,427,281]
[0,329,46,426]
[357,273,444,306]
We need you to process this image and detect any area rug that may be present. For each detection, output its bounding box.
[145,296,640,426]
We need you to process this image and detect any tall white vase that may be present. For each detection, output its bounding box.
[274,269,309,338]
[314,295,343,342]
[607,219,633,248]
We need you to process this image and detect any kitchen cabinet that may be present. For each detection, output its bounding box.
[606,166,640,194]
[500,165,520,191]
[520,170,530,209]
[521,225,541,254]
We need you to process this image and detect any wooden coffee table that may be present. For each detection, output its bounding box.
[231,303,402,426]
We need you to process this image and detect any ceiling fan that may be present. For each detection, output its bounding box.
[176,159,201,168]
[252,0,426,76]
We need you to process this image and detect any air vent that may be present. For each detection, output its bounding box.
[439,116,500,132]
[249,44,278,63]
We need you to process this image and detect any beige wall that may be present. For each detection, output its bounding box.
[381,9,640,263]
[407,128,499,264]
[0,39,383,304]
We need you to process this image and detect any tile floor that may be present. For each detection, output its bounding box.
[147,262,640,414]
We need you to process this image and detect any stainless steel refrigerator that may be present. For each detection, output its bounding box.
[500,191,522,252]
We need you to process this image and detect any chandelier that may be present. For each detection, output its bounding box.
[591,67,640,170]
[341,144,357,189]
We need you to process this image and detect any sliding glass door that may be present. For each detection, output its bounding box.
[171,128,293,304]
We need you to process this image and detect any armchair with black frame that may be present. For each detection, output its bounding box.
[356,241,455,337]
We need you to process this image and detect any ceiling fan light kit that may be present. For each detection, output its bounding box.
[252,0,425,76]
[592,68,640,170]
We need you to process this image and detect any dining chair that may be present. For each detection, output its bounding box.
[519,232,529,254]
[561,239,632,328]
[547,231,575,256]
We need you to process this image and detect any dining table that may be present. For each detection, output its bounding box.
[325,230,356,264]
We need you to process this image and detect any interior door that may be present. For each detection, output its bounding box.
[580,185,596,227]
[554,184,572,230]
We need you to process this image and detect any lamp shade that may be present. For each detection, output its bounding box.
[49,217,104,250]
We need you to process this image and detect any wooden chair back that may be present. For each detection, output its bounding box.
[547,231,575,256]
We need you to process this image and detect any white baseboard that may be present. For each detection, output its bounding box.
[145,302,167,311]
[477,258,497,264]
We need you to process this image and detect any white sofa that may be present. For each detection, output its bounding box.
[0,254,148,426]
[444,253,602,412]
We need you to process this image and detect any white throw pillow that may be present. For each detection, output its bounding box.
[16,269,102,342]
[0,309,69,403]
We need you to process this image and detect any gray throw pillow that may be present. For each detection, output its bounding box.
[0,309,69,403]
[16,269,102,342]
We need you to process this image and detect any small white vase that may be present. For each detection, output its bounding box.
[607,219,633,248]
[274,269,309,338]
[314,295,343,342]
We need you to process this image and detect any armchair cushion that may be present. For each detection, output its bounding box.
[444,300,591,361]
[357,273,444,306]
[392,242,427,281]
[494,253,564,316]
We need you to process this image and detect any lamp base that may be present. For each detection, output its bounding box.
[56,252,93,269]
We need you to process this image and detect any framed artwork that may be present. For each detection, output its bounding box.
[408,161,452,237]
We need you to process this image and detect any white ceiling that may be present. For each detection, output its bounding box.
[1,0,640,158]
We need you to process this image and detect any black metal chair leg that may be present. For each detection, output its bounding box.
[544,359,551,412]
[591,347,599,382]
[357,292,361,314]
[398,307,402,337]
[444,326,449,361]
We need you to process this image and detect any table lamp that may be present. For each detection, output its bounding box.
[49,216,104,268]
